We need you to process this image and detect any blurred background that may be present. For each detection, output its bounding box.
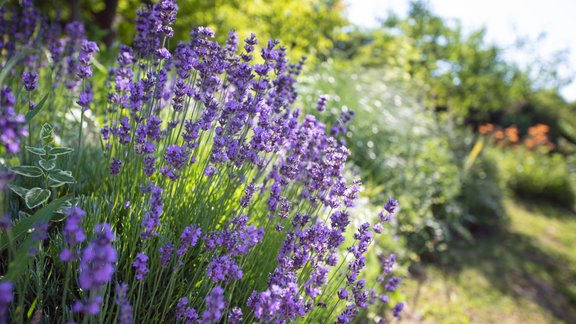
[36,0,576,322]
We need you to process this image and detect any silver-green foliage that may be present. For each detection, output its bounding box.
[9,123,76,209]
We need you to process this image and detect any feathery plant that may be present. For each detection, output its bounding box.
[0,1,405,323]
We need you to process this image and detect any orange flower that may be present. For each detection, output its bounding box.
[479,123,494,134]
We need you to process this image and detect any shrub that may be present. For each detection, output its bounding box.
[497,148,576,209]
[0,1,404,323]
[299,63,468,256]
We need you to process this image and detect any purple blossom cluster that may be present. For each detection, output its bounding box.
[22,71,38,91]
[0,282,14,324]
[207,255,243,283]
[133,253,149,280]
[1,1,95,91]
[60,207,87,262]
[176,297,198,323]
[177,225,202,257]
[74,223,117,315]
[201,286,226,324]
[204,215,263,256]
[115,284,133,324]
[141,183,163,239]
[0,86,27,154]
[334,198,404,323]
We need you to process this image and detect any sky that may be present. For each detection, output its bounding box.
[346,0,576,101]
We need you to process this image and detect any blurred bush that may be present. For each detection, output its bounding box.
[458,141,507,232]
[496,148,576,210]
[298,62,506,258]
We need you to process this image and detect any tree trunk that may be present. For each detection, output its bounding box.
[93,0,119,48]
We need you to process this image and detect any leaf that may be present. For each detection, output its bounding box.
[24,188,51,209]
[0,196,70,250]
[48,169,75,184]
[48,147,74,156]
[38,159,56,171]
[25,146,46,156]
[27,298,38,319]
[47,178,66,188]
[40,123,54,144]
[54,199,73,216]
[8,184,29,199]
[11,165,44,178]
[25,92,50,122]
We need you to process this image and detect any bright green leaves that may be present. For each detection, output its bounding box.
[47,147,74,156]
[10,165,43,177]
[8,123,76,210]
[24,188,51,209]
[47,169,76,187]
[7,184,28,199]
[38,158,56,171]
[25,92,50,122]
[40,123,55,145]
[25,146,46,155]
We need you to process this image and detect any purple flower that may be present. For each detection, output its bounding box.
[0,86,28,154]
[159,243,174,268]
[110,158,122,175]
[77,40,98,80]
[385,276,401,292]
[204,216,264,256]
[77,88,93,111]
[155,48,172,60]
[133,0,178,56]
[115,284,133,324]
[177,225,201,257]
[392,302,404,318]
[336,304,357,324]
[72,296,103,315]
[31,221,49,242]
[141,185,163,238]
[228,307,242,324]
[380,197,399,222]
[176,297,198,323]
[0,213,10,230]
[330,211,350,232]
[78,223,117,291]
[304,265,328,298]
[22,71,38,91]
[60,207,86,262]
[161,145,190,180]
[338,288,349,300]
[207,255,243,283]
[316,95,327,112]
[201,286,226,324]
[380,253,396,276]
[240,183,256,208]
[0,282,14,323]
[204,165,216,177]
[247,283,307,322]
[132,253,149,280]
[74,224,116,315]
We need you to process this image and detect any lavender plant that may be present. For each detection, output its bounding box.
[0,1,404,323]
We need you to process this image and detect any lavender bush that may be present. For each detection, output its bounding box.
[0,1,404,323]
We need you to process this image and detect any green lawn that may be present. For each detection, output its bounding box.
[401,198,576,323]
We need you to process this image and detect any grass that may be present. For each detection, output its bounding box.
[401,198,576,323]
